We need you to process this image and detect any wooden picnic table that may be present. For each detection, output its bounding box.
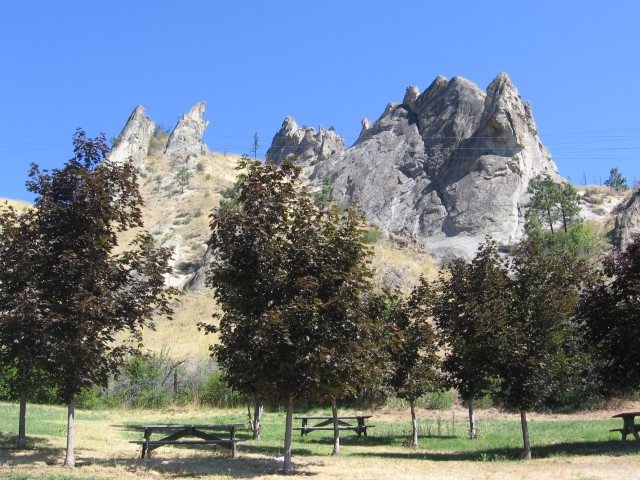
[294,415,374,437]
[122,423,246,458]
[611,412,640,441]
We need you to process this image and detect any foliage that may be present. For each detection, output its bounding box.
[315,176,334,205]
[496,238,587,411]
[17,130,174,465]
[175,166,193,193]
[364,226,383,244]
[205,158,386,403]
[431,240,509,404]
[203,157,388,472]
[577,236,640,394]
[526,176,581,235]
[385,291,441,404]
[604,167,628,191]
[495,238,588,458]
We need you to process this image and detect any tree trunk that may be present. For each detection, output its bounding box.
[283,395,294,475]
[520,409,531,460]
[468,397,478,439]
[252,396,264,441]
[63,396,75,467]
[331,398,340,456]
[410,398,418,447]
[17,386,27,449]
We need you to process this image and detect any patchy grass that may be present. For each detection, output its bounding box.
[2,402,640,479]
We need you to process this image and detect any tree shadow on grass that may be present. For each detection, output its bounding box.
[0,433,62,466]
[354,439,640,462]
[76,454,321,478]
[294,433,456,449]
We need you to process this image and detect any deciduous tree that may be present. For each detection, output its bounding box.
[496,238,587,459]
[577,236,640,394]
[24,130,173,467]
[385,289,441,447]
[0,205,49,449]
[203,158,387,473]
[430,239,509,439]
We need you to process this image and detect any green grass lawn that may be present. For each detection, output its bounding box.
[1,402,639,479]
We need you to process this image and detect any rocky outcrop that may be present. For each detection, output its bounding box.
[165,102,209,158]
[267,73,559,259]
[107,106,154,167]
[267,117,345,178]
[614,190,640,248]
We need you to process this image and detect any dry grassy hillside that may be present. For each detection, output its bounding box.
[0,198,32,213]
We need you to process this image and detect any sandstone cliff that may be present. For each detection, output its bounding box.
[267,73,559,258]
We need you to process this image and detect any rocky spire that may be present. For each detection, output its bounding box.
[164,102,209,157]
[107,106,154,167]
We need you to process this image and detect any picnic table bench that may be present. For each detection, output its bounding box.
[121,423,246,458]
[294,415,374,437]
[611,412,640,441]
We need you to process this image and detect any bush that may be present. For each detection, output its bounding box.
[200,371,244,408]
[364,226,383,244]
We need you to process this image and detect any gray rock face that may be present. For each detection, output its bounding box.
[267,73,560,259]
[267,117,345,178]
[614,190,640,248]
[165,102,209,158]
[107,106,154,167]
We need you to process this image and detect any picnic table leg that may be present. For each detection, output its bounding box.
[357,418,367,437]
[231,426,237,458]
[141,429,150,458]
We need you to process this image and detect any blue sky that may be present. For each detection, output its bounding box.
[1,0,638,201]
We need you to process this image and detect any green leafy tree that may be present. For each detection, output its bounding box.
[431,239,510,439]
[577,236,640,394]
[604,167,628,191]
[24,130,174,467]
[385,290,441,447]
[496,238,587,459]
[202,158,387,473]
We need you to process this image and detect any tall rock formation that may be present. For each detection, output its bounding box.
[613,190,640,248]
[165,102,209,158]
[107,105,154,167]
[267,73,559,258]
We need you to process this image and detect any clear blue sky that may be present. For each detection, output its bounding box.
[1,0,638,202]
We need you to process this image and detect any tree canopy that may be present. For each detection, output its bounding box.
[204,157,388,473]
[577,236,640,394]
[430,239,510,438]
[0,130,174,466]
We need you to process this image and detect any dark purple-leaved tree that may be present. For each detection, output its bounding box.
[496,238,587,459]
[203,158,388,474]
[0,205,50,449]
[385,288,441,447]
[577,236,640,394]
[22,130,173,467]
[430,240,510,439]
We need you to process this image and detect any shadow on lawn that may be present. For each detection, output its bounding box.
[355,439,640,462]
[79,453,321,478]
[294,433,456,448]
[0,432,62,466]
